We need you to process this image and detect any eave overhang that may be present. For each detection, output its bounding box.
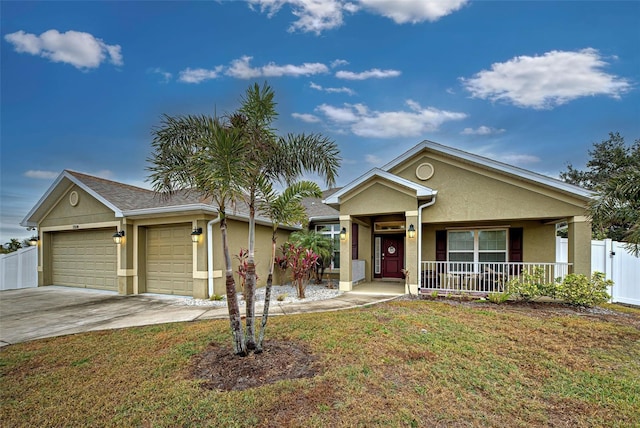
[323,168,436,207]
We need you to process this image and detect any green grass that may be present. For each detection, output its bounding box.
[1,301,639,427]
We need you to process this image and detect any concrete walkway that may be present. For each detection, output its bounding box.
[0,286,401,347]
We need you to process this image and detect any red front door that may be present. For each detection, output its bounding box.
[381,235,404,279]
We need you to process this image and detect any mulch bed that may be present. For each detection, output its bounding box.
[189,340,322,391]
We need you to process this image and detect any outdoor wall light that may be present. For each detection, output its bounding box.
[340,227,347,241]
[407,224,416,239]
[191,227,203,243]
[112,230,125,244]
[28,236,39,246]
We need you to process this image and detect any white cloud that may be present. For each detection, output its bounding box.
[148,67,172,83]
[315,99,466,138]
[473,146,540,166]
[365,154,381,164]
[461,126,505,136]
[248,0,467,34]
[461,48,632,109]
[178,67,223,83]
[331,59,349,68]
[292,112,322,123]
[24,170,59,180]
[499,154,540,165]
[226,56,262,79]
[4,29,122,70]
[225,56,328,79]
[263,61,329,77]
[310,81,355,95]
[358,0,469,23]
[335,68,401,80]
[249,0,352,34]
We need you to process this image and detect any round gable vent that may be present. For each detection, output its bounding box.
[415,162,434,181]
[69,191,79,207]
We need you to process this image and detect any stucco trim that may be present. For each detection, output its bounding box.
[382,141,593,199]
[324,168,435,205]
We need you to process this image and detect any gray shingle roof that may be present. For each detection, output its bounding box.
[303,188,341,218]
[66,170,206,211]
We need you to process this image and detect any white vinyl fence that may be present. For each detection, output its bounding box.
[0,246,38,291]
[557,238,640,306]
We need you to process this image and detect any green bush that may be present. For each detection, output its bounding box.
[557,272,612,307]
[506,267,548,302]
[487,291,511,304]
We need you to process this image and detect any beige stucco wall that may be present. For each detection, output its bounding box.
[206,218,292,297]
[40,185,117,227]
[392,154,588,221]
[340,181,419,216]
[421,220,556,263]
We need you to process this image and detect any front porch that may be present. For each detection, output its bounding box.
[419,261,572,295]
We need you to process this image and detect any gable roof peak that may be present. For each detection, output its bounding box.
[382,140,593,199]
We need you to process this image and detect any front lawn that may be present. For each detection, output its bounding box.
[1,300,639,427]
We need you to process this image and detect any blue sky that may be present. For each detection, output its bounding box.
[1,0,639,243]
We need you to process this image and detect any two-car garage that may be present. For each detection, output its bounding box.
[49,225,193,296]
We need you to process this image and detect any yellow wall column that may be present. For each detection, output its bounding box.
[567,216,592,277]
[192,219,208,299]
[117,222,134,295]
[405,211,419,294]
[339,215,353,291]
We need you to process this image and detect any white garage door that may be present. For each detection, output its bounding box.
[51,229,117,291]
[146,225,193,295]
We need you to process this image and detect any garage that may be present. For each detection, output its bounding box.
[146,224,193,295]
[51,229,117,290]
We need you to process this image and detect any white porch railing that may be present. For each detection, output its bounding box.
[420,261,572,294]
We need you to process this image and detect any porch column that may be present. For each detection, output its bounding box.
[567,216,592,277]
[405,211,419,294]
[339,215,353,291]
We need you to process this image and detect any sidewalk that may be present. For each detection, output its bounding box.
[0,286,400,347]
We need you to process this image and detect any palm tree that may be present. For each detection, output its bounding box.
[147,114,250,356]
[234,82,340,350]
[289,229,334,283]
[255,180,322,352]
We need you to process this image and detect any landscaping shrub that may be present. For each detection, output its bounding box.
[506,267,548,302]
[487,291,511,304]
[557,272,612,307]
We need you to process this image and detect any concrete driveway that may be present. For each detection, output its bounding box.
[0,286,397,347]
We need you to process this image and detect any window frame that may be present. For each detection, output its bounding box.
[314,223,341,269]
[447,228,508,273]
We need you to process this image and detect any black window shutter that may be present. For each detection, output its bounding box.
[435,230,447,261]
[351,224,359,260]
[509,227,523,262]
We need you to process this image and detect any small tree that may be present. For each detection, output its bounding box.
[148,114,250,356]
[255,180,321,351]
[289,230,333,284]
[561,132,640,254]
[283,243,319,299]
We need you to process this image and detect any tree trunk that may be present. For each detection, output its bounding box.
[245,204,257,350]
[221,216,246,356]
[257,233,277,352]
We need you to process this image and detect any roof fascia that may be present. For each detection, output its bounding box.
[20,170,124,227]
[382,140,593,199]
[123,205,298,230]
[323,168,434,205]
